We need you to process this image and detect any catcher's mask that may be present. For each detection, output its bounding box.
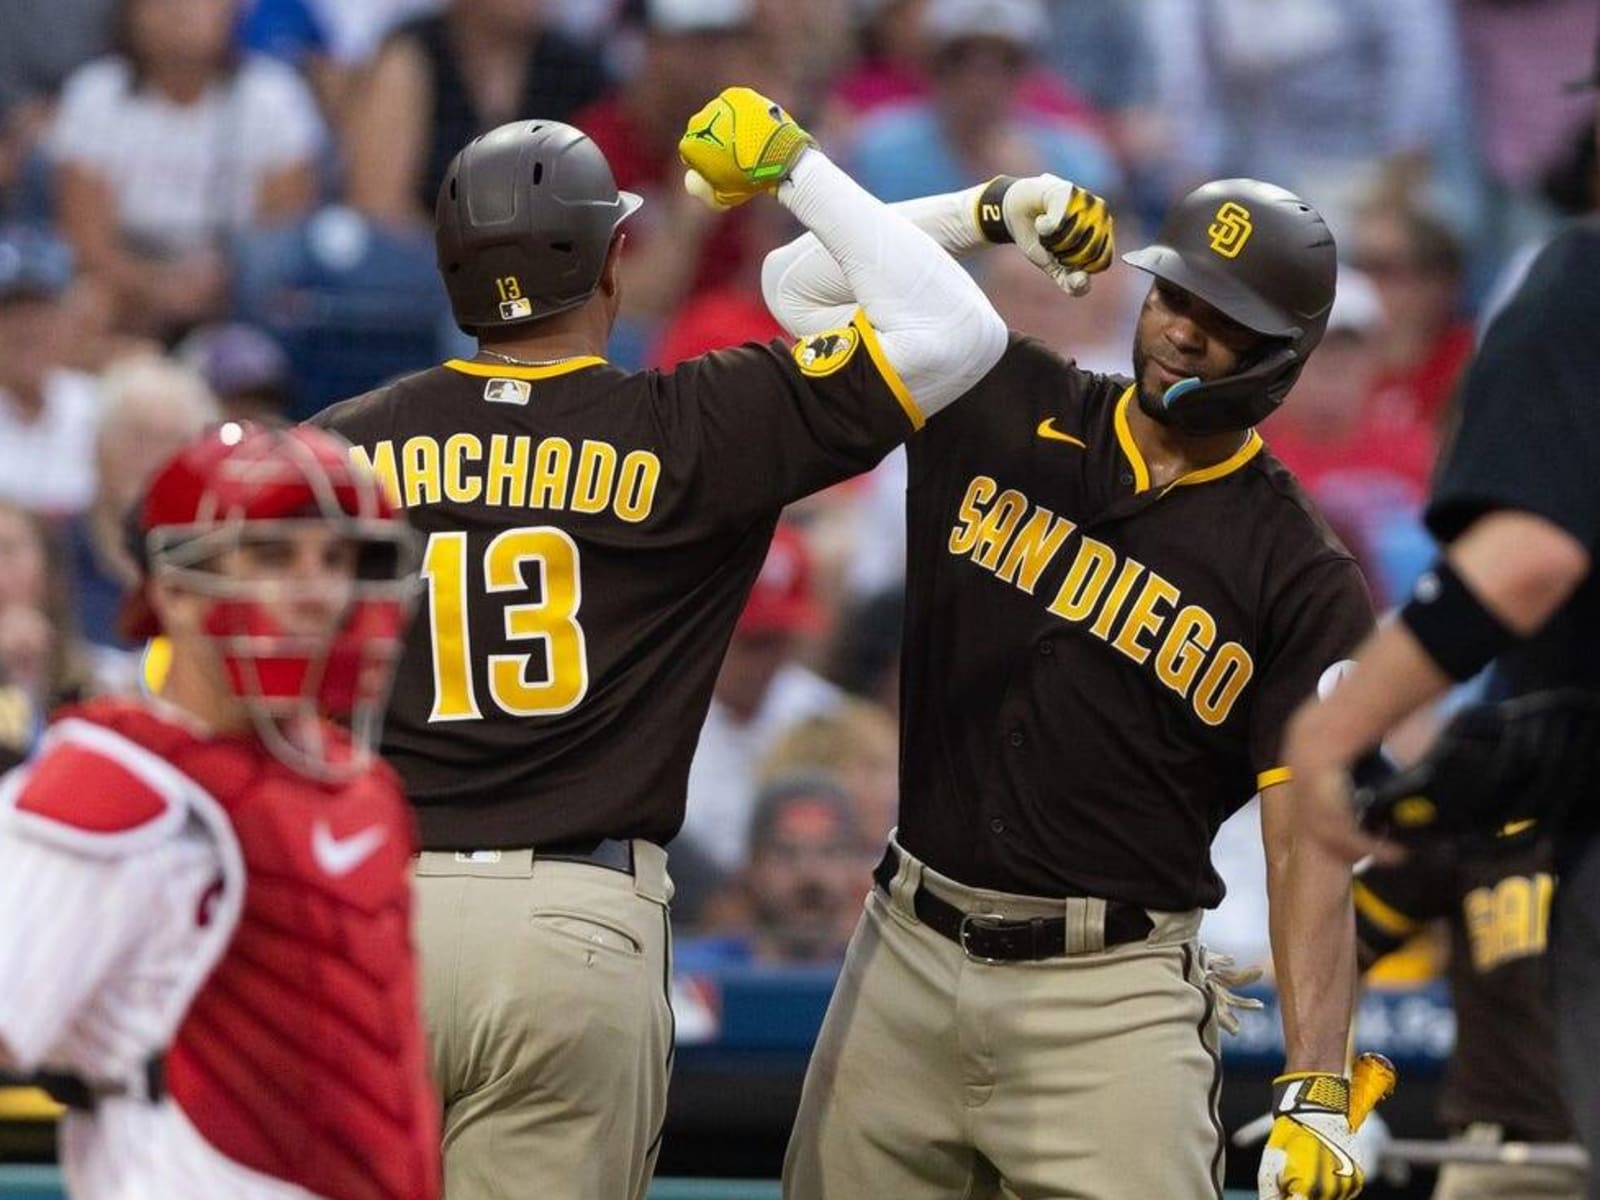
[122,423,419,780]
[1122,178,1337,434]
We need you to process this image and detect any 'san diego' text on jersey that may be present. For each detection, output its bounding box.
[948,473,1254,726]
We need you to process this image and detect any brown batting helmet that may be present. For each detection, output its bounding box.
[435,121,643,334]
[1123,179,1337,433]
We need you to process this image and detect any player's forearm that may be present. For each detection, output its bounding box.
[1264,792,1358,1072]
[770,153,1005,414]
[762,185,988,336]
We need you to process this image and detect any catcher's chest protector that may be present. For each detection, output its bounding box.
[82,699,439,1200]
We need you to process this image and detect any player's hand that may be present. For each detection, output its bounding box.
[1001,174,1115,294]
[1282,704,1400,866]
[1258,1074,1364,1200]
[679,87,815,210]
[1258,1056,1395,1200]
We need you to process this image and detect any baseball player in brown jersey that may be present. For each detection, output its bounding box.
[765,177,1389,1198]
[310,89,1010,1200]
[1357,834,1586,1199]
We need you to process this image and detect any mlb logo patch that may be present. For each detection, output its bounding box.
[500,297,533,320]
[484,377,531,405]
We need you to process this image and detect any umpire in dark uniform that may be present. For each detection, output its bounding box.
[1286,202,1600,1196]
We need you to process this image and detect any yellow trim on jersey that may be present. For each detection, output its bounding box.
[444,356,607,381]
[851,308,925,432]
[1352,879,1421,938]
[1257,766,1293,790]
[1113,386,1265,494]
[1113,386,1151,492]
[1170,429,1264,489]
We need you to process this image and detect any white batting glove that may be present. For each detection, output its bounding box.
[1197,946,1265,1036]
[998,174,1114,296]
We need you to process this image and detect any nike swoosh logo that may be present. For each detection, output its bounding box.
[312,820,388,877]
[1036,418,1086,448]
[1301,1122,1358,1179]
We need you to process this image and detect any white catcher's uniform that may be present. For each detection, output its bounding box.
[0,700,438,1200]
[0,718,319,1199]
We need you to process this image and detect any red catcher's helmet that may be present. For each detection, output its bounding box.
[125,423,418,779]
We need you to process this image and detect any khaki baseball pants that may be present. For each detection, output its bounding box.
[412,843,674,1200]
[784,838,1224,1200]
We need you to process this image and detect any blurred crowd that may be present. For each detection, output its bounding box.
[0,0,1596,966]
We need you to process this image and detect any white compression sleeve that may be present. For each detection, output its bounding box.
[770,155,1003,417]
[762,183,989,339]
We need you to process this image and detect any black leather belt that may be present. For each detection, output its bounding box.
[872,845,1153,962]
[25,1057,166,1111]
[540,837,635,875]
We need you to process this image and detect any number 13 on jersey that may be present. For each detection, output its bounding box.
[420,526,589,721]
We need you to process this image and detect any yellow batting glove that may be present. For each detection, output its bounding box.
[678,87,815,210]
[1257,1073,1365,1200]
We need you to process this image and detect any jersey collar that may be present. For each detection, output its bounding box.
[445,356,607,381]
[1113,385,1263,495]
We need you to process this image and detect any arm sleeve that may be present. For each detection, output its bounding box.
[1427,225,1600,547]
[0,826,166,1072]
[762,185,990,338]
[660,316,922,521]
[767,152,1006,416]
[1249,556,1377,784]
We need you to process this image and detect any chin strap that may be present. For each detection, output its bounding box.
[1140,343,1303,434]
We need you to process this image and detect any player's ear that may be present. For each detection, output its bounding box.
[148,575,207,640]
[599,232,626,300]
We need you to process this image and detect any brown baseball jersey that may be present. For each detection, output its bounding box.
[311,313,916,850]
[897,335,1374,911]
[1355,839,1572,1141]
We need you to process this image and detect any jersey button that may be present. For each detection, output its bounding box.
[1008,729,1026,747]
[990,818,1006,834]
[1038,641,1054,657]
[1120,471,1134,486]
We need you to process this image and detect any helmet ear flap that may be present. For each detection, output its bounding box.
[1141,342,1304,434]
[1124,178,1336,433]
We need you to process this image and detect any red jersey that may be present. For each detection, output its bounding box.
[0,698,439,1200]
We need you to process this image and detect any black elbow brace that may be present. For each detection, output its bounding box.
[1397,557,1517,681]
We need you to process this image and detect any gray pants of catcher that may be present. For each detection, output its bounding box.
[412,843,674,1200]
[783,837,1224,1200]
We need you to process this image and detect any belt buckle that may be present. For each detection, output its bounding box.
[957,911,1012,964]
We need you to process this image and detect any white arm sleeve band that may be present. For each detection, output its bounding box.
[769,157,1003,417]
